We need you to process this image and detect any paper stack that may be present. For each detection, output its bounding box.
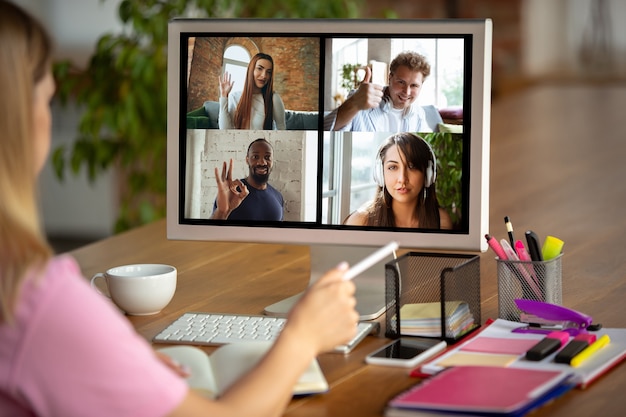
[400,301,475,339]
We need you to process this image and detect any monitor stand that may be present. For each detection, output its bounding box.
[263,244,395,320]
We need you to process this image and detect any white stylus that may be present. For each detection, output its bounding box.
[342,241,400,281]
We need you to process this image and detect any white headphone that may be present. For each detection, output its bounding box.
[373,134,437,189]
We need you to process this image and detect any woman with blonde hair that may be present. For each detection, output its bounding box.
[0,3,357,415]
[218,52,286,130]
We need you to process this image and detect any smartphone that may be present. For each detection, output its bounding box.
[365,337,447,368]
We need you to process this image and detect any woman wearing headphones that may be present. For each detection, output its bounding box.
[344,132,453,229]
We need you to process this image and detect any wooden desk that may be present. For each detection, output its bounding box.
[71,85,626,416]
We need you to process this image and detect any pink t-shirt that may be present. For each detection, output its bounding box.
[0,255,188,417]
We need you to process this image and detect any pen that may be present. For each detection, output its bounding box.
[525,230,543,262]
[501,239,542,300]
[485,234,508,260]
[514,240,542,297]
[504,216,515,248]
[342,241,399,281]
[570,334,611,367]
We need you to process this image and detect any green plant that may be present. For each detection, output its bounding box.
[52,0,363,233]
[340,63,364,91]
[423,132,463,227]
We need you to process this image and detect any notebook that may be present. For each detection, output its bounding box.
[419,319,626,388]
[158,342,328,398]
[386,365,573,417]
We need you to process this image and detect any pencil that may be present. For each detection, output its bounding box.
[504,216,515,248]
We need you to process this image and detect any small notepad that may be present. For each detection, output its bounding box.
[460,336,538,355]
[435,351,519,367]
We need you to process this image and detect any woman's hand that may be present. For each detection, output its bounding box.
[154,351,190,378]
[284,263,359,355]
[219,72,234,98]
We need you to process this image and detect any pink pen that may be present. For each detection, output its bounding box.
[515,240,542,292]
[485,234,508,260]
[501,239,543,299]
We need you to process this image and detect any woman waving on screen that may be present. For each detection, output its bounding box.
[344,132,453,230]
[218,52,286,130]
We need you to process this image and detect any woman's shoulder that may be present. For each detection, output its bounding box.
[14,255,89,331]
[343,210,369,226]
[44,255,84,284]
[272,91,284,102]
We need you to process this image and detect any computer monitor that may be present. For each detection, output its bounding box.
[167,18,492,319]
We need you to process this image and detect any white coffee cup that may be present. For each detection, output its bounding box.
[91,264,177,315]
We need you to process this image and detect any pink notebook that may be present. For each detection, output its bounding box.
[388,366,571,416]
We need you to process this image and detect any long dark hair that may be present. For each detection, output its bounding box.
[364,133,442,229]
[234,53,275,129]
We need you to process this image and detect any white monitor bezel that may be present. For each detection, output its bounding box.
[166,18,492,252]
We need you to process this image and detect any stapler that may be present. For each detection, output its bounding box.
[512,299,601,336]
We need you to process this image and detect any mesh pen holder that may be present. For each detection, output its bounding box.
[384,252,481,343]
[497,254,563,321]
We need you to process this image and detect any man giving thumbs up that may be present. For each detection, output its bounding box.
[324,51,433,133]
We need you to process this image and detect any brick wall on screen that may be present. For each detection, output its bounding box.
[187,36,319,112]
[185,129,308,222]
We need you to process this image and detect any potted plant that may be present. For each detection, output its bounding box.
[53,0,362,232]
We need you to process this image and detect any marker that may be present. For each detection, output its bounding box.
[525,230,543,262]
[342,241,399,281]
[525,331,569,361]
[504,216,515,248]
[514,240,532,262]
[555,333,597,364]
[570,334,611,367]
[542,235,565,261]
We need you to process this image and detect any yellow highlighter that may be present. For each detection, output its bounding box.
[570,334,610,368]
[542,235,565,261]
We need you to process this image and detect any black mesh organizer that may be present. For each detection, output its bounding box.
[384,252,481,343]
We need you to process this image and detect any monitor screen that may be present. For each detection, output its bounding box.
[166,19,492,318]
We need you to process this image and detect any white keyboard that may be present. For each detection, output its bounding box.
[153,312,376,354]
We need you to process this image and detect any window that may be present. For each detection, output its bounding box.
[331,38,465,108]
[391,38,464,107]
[223,45,250,92]
[322,132,384,224]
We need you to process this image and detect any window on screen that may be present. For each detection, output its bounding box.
[331,38,464,109]
[222,44,250,91]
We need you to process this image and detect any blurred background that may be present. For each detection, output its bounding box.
[12,0,626,252]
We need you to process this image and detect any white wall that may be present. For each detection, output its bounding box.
[15,0,122,238]
[522,0,626,77]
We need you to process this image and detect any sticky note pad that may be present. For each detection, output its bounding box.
[460,337,538,355]
[435,352,519,368]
